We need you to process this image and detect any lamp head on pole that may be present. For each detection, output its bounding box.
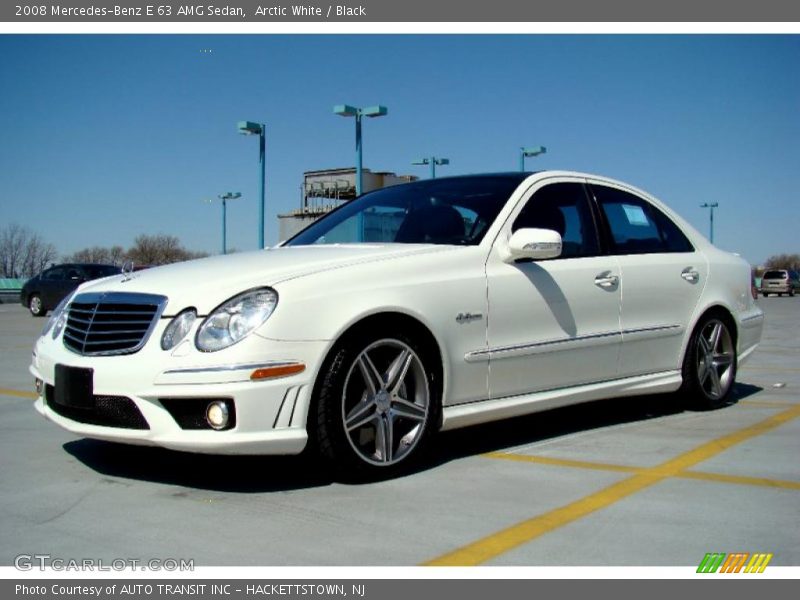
[237,121,263,135]
[521,146,547,158]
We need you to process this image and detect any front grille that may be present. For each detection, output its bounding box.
[45,385,150,429]
[63,292,167,356]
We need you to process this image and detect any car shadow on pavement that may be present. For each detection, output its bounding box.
[63,382,762,491]
[62,440,336,493]
[426,382,763,468]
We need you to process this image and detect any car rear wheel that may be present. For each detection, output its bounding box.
[315,332,439,477]
[28,294,46,317]
[680,315,737,410]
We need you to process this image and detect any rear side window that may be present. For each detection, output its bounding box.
[590,185,694,255]
[82,265,120,278]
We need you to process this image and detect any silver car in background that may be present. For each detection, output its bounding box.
[760,269,799,297]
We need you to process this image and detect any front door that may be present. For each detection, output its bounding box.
[485,179,622,400]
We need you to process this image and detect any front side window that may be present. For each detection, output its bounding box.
[511,182,599,258]
[286,175,528,247]
[590,185,694,255]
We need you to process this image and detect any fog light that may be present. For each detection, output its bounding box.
[34,379,43,396]
[206,401,229,430]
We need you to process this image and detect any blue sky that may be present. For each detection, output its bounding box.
[0,34,797,265]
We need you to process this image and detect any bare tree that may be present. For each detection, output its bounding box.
[127,234,207,266]
[65,238,206,268]
[22,234,58,276]
[764,254,800,272]
[108,245,127,265]
[0,224,26,277]
[0,224,57,278]
[65,246,109,264]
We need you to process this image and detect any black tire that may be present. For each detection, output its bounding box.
[28,294,46,317]
[761,292,768,298]
[679,314,737,410]
[314,328,440,478]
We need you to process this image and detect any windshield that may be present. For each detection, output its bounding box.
[286,175,528,246]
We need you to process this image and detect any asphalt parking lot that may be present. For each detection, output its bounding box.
[0,298,797,567]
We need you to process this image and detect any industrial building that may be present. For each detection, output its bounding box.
[278,167,418,241]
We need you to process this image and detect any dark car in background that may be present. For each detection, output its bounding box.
[20,263,122,316]
[760,269,800,297]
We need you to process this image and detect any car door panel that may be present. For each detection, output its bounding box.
[485,255,622,398]
[484,179,622,400]
[588,182,707,377]
[615,254,707,375]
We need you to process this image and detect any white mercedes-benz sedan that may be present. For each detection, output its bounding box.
[30,171,764,475]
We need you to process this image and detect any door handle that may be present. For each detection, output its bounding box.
[594,273,619,288]
[681,267,700,283]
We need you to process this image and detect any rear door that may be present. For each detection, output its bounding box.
[40,266,67,308]
[588,182,707,377]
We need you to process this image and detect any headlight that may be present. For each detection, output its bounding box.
[42,292,75,339]
[161,309,197,351]
[196,288,278,352]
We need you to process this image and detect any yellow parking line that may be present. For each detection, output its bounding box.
[739,400,797,409]
[424,403,800,566]
[0,387,37,400]
[483,452,641,474]
[678,471,800,491]
[485,451,800,492]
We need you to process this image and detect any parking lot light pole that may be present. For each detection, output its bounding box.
[412,156,450,179]
[333,104,388,196]
[700,202,719,243]
[217,192,241,255]
[237,121,266,249]
[519,146,547,171]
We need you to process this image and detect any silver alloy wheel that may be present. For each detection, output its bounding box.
[696,319,735,400]
[341,338,430,467]
[29,295,43,316]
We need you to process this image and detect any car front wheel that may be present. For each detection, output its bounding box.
[315,332,438,477]
[28,294,46,317]
[680,315,737,410]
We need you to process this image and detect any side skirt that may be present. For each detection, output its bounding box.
[440,370,682,432]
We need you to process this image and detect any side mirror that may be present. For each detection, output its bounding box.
[504,228,562,262]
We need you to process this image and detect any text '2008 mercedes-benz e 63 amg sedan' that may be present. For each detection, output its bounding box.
[30,171,764,476]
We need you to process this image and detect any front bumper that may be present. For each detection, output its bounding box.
[30,324,329,455]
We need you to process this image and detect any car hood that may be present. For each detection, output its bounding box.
[76,244,451,314]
